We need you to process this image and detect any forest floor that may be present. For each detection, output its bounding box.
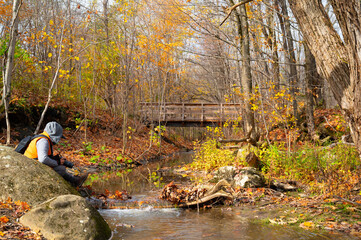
[1,104,361,239]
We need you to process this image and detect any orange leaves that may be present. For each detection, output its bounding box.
[0,216,9,223]
[0,198,45,239]
[0,0,12,26]
[104,189,129,201]
[112,190,126,200]
[15,201,30,211]
[0,198,30,214]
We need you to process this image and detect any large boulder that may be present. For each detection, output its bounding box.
[235,143,256,160]
[212,166,236,182]
[0,145,79,206]
[20,195,112,240]
[234,167,265,188]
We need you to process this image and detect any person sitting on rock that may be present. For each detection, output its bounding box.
[24,121,87,187]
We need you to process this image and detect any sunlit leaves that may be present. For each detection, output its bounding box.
[0,216,9,223]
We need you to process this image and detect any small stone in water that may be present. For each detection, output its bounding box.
[116,223,135,228]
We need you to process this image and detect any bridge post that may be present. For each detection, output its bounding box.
[201,103,204,122]
[182,103,185,121]
[220,103,224,123]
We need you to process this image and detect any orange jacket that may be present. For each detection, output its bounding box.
[24,132,53,159]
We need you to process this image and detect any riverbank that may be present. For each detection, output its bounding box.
[157,163,361,238]
[0,106,194,239]
[1,104,361,239]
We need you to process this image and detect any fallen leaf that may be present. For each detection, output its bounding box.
[0,216,9,223]
[300,221,314,229]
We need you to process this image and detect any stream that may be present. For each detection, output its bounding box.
[88,152,358,240]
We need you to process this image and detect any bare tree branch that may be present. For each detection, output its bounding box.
[220,0,254,26]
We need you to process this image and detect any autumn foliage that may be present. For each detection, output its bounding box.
[0,198,43,239]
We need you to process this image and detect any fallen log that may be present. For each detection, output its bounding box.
[179,190,233,208]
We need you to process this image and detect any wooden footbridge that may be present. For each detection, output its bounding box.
[139,102,242,127]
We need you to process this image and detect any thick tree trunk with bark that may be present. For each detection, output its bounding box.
[287,0,361,152]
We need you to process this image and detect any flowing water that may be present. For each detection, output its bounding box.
[89,152,358,240]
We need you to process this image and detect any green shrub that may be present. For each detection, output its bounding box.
[190,139,237,172]
[259,142,360,196]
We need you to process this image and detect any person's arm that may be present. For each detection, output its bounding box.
[36,138,59,167]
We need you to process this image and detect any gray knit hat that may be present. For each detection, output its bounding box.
[44,121,65,144]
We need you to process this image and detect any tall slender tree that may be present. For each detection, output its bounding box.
[2,0,22,145]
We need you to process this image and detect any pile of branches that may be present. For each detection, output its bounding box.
[160,181,207,205]
[160,180,234,207]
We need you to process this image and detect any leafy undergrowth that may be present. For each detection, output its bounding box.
[6,116,192,169]
[52,124,190,168]
[252,193,361,237]
[184,108,361,236]
[0,198,44,240]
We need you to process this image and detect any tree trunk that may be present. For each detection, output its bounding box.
[304,44,317,140]
[35,26,65,134]
[259,0,280,89]
[2,0,22,145]
[277,0,299,122]
[287,0,361,152]
[270,0,280,90]
[229,0,256,139]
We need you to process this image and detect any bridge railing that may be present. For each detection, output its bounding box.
[140,102,242,123]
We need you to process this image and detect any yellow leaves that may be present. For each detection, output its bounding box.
[0,231,4,236]
[48,53,52,58]
[74,56,79,61]
[43,66,52,72]
[49,19,54,26]
[251,104,258,111]
[69,48,74,53]
[274,91,285,99]
[299,221,315,229]
[59,69,70,79]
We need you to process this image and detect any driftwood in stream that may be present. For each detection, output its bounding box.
[160,179,233,208]
[178,191,233,208]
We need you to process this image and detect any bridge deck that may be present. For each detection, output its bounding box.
[140,103,242,126]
